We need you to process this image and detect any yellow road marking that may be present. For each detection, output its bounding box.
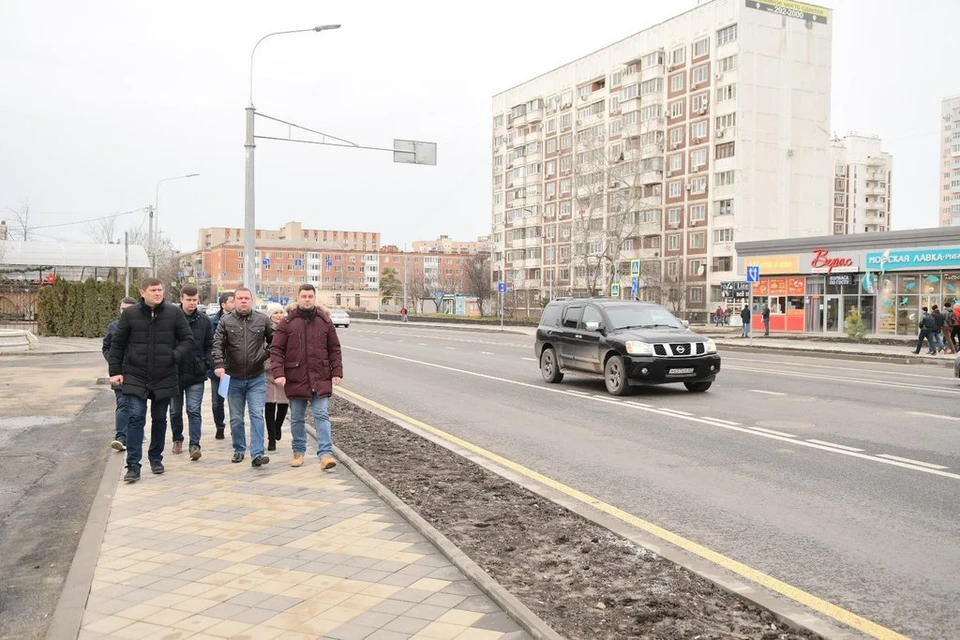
[338,386,909,640]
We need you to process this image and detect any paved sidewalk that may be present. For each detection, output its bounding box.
[62,411,534,640]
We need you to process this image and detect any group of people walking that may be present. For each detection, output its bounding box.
[104,278,343,483]
[914,303,960,355]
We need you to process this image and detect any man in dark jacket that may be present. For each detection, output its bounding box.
[914,306,938,355]
[270,283,343,471]
[208,291,235,439]
[169,285,213,461]
[740,305,751,338]
[108,278,193,483]
[931,304,947,353]
[102,296,138,452]
[213,287,274,468]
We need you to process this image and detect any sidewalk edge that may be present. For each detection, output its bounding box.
[44,442,124,639]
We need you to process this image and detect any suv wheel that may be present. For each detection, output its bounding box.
[540,348,563,383]
[604,355,629,396]
[684,381,712,393]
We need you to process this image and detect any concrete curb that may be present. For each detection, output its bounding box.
[337,394,869,640]
[717,342,957,367]
[301,424,563,640]
[45,413,125,640]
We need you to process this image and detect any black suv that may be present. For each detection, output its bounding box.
[535,298,721,395]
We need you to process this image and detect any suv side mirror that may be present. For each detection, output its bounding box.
[681,319,690,328]
[585,321,602,332]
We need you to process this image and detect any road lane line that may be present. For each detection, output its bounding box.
[657,408,694,416]
[337,386,909,640]
[418,343,428,346]
[750,427,797,438]
[724,357,948,380]
[521,357,537,361]
[626,401,653,408]
[343,346,960,482]
[906,411,960,422]
[730,365,960,396]
[480,351,494,355]
[807,440,865,452]
[446,347,457,350]
[703,417,740,426]
[750,389,787,396]
[876,454,949,470]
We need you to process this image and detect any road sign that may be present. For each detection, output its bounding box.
[393,139,438,166]
[294,259,302,267]
[326,258,333,268]
[631,276,639,296]
[434,291,444,302]
[630,259,641,277]
[222,271,227,277]
[262,258,270,267]
[498,282,507,294]
[611,282,621,298]
[198,271,205,278]
[188,276,196,284]
[746,266,761,283]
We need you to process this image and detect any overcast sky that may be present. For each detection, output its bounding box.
[1,0,957,252]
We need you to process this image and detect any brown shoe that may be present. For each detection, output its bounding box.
[320,455,337,471]
[172,441,183,455]
[290,453,304,468]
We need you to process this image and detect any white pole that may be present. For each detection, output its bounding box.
[124,231,130,297]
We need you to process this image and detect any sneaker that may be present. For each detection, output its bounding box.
[267,439,276,452]
[172,441,183,455]
[123,467,140,483]
[215,427,225,440]
[251,455,270,468]
[150,461,164,474]
[290,453,304,468]
[189,446,201,461]
[111,436,127,452]
[231,452,244,463]
[320,455,337,471]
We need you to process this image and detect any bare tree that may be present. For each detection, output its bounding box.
[5,198,31,241]
[662,260,690,317]
[406,267,428,313]
[463,254,492,316]
[87,216,119,244]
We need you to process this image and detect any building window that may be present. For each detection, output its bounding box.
[690,121,708,140]
[669,181,683,197]
[691,93,709,113]
[693,37,709,57]
[689,148,707,168]
[717,24,738,46]
[716,113,737,129]
[669,153,683,171]
[670,100,684,117]
[716,84,736,102]
[559,134,572,150]
[834,207,845,221]
[643,50,664,67]
[560,178,571,194]
[667,260,678,276]
[690,204,706,222]
[715,170,735,187]
[715,141,735,159]
[671,47,685,66]
[546,138,558,154]
[690,231,706,249]
[713,228,734,242]
[835,163,846,175]
[670,73,684,92]
[717,54,737,72]
[690,287,704,302]
[712,256,733,271]
[670,126,684,146]
[667,234,681,250]
[692,65,709,85]
[560,113,573,129]
[834,194,846,205]
[668,207,682,225]
[610,70,622,86]
[689,259,705,275]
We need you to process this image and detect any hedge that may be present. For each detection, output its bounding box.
[37,278,128,337]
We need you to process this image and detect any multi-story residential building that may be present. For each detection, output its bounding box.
[940,95,960,226]
[412,234,493,255]
[197,221,379,253]
[491,0,832,319]
[828,133,893,234]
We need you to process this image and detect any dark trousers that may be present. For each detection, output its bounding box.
[113,388,129,440]
[124,394,170,470]
[265,402,288,442]
[915,329,936,354]
[951,326,960,349]
[208,372,225,428]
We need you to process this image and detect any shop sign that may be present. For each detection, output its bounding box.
[810,248,856,274]
[744,255,800,275]
[721,281,752,299]
[827,274,854,286]
[865,248,960,272]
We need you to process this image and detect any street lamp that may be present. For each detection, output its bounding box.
[244,24,341,294]
[151,173,200,276]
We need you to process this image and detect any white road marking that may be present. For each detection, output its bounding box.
[906,411,960,422]
[876,454,949,470]
[521,357,537,361]
[657,408,694,416]
[729,364,960,396]
[418,343,428,346]
[702,417,740,426]
[750,426,797,438]
[626,401,653,408]
[750,389,787,396]
[446,347,457,350]
[344,345,960,481]
[480,351,494,355]
[807,439,865,452]
[724,356,949,381]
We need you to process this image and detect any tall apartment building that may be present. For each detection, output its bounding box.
[940,95,960,226]
[491,0,832,318]
[412,234,493,255]
[828,133,893,234]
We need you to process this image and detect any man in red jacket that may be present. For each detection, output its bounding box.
[270,284,343,470]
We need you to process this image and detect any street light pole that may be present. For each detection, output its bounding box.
[244,24,341,294]
[151,173,200,277]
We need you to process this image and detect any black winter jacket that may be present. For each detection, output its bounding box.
[212,310,274,380]
[178,308,214,387]
[108,300,194,400]
[102,319,120,362]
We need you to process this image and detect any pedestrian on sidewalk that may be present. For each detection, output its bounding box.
[102,296,138,453]
[264,302,289,452]
[931,304,947,353]
[108,278,193,483]
[212,287,274,468]
[740,305,751,338]
[913,306,938,355]
[952,303,960,351]
[762,304,771,336]
[943,302,957,353]
[714,306,724,327]
[208,291,235,440]
[400,306,408,323]
[169,285,213,461]
[270,284,343,471]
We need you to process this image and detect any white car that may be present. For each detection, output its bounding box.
[329,309,350,328]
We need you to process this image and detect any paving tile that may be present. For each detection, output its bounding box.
[472,612,526,633]
[421,592,467,608]
[225,590,273,608]
[439,581,483,597]
[378,572,425,588]
[349,610,399,629]
[370,599,416,617]
[232,606,281,625]
[256,593,301,612]
[350,568,396,584]
[456,596,502,615]
[404,602,454,621]
[365,630,414,640]
[324,622,380,639]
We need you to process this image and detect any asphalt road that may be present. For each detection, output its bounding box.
[335,322,960,640]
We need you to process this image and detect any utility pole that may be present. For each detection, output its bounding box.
[147,205,155,276]
[403,247,408,311]
[376,250,381,321]
[124,232,130,297]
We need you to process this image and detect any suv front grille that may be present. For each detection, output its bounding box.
[650,342,705,357]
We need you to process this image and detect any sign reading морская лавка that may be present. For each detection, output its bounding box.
[865,249,960,272]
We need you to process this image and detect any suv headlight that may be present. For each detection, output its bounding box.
[704,338,717,354]
[625,341,654,356]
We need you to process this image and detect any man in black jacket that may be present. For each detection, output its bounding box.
[169,285,213,461]
[207,291,235,440]
[102,296,138,452]
[108,278,193,483]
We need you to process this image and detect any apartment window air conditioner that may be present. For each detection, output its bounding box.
[673,142,681,149]
[561,102,571,109]
[715,73,723,81]
[699,108,707,115]
[716,129,725,138]
[691,82,697,89]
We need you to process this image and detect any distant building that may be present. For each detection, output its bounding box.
[940,95,960,226]
[828,133,893,234]
[197,221,379,252]
[411,234,493,255]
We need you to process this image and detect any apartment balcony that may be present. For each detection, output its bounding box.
[864,200,884,211]
[864,186,884,196]
[523,172,542,186]
[640,168,665,185]
[641,63,665,80]
[865,156,884,166]
[525,148,543,163]
[526,106,544,124]
[511,133,527,148]
[865,171,883,182]
[514,236,543,249]
[951,183,960,194]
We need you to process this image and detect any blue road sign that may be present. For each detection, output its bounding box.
[498,282,507,294]
[222,271,227,277]
[294,259,302,267]
[631,276,639,296]
[326,258,333,268]
[610,282,621,298]
[198,271,205,278]
[262,258,270,266]
[434,291,444,302]
[746,265,761,283]
[630,259,641,277]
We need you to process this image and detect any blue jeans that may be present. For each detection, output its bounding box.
[170,382,205,448]
[916,329,936,354]
[208,372,225,428]
[227,375,266,458]
[113,389,129,440]
[125,395,170,469]
[289,394,333,459]
[933,331,945,351]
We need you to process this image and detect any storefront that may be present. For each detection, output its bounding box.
[735,228,960,335]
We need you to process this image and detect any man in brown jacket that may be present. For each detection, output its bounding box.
[270,284,343,470]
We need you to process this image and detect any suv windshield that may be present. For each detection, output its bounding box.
[605,305,684,330]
